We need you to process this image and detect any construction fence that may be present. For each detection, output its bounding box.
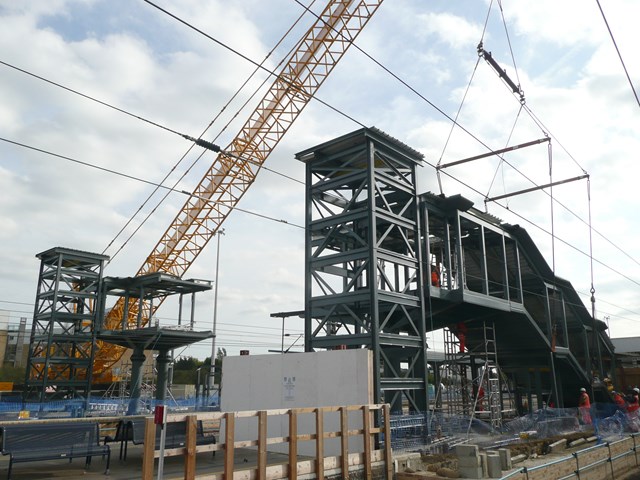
[390,402,640,454]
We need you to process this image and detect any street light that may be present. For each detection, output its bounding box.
[207,229,225,399]
[195,366,203,409]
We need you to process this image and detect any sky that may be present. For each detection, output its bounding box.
[0,0,638,361]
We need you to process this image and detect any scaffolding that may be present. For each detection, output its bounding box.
[438,321,513,435]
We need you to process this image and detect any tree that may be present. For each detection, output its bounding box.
[174,356,199,371]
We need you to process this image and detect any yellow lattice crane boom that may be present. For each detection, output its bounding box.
[93,0,384,379]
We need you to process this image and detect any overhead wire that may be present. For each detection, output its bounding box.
[3,0,636,334]
[0,59,304,252]
[0,135,303,229]
[104,0,357,263]
[594,0,640,108]
[436,0,493,194]
[485,104,524,207]
[128,1,640,313]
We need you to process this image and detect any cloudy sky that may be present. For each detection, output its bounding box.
[0,0,638,360]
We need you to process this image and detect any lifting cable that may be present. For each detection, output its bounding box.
[436,0,495,195]
[587,177,601,378]
[103,0,318,263]
[548,141,556,278]
[478,0,525,104]
[485,104,524,210]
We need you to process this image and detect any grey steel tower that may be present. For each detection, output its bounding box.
[297,127,428,413]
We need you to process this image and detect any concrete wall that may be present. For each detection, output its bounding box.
[220,349,373,456]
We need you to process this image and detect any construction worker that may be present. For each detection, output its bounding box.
[578,387,592,425]
[627,388,640,414]
[612,390,627,412]
[456,322,467,353]
[431,264,440,287]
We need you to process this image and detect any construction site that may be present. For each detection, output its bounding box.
[1,1,639,479]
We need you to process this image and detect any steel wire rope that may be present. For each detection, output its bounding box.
[595,0,640,108]
[0,136,304,230]
[7,6,640,329]
[485,104,524,209]
[475,5,640,271]
[424,154,640,291]
[496,0,521,89]
[286,0,640,343]
[548,141,556,277]
[519,104,640,270]
[435,0,494,194]
[290,0,640,279]
[103,1,316,262]
[147,0,640,283]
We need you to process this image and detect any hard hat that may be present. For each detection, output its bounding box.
[634,388,639,393]
[580,388,586,392]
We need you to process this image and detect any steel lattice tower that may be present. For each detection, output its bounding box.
[297,127,429,413]
[24,247,108,403]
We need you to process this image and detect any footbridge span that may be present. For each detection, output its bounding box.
[298,127,614,415]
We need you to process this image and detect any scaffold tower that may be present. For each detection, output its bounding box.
[442,326,471,417]
[24,247,108,403]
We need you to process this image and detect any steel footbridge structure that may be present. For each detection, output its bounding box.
[299,127,615,414]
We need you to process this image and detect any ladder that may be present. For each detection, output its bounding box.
[477,322,502,430]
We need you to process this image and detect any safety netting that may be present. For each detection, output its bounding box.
[389,403,640,453]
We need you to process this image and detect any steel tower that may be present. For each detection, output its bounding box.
[297,127,429,413]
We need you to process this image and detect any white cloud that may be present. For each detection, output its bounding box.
[0,0,638,362]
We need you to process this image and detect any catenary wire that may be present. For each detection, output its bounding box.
[594,0,640,108]
[0,58,304,257]
[0,136,303,229]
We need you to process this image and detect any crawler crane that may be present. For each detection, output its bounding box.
[93,0,384,381]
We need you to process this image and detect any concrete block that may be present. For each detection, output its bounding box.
[586,436,597,443]
[459,465,483,479]
[569,438,586,448]
[512,453,526,464]
[498,448,512,470]
[549,438,567,453]
[480,452,488,478]
[486,453,502,478]
[456,444,479,457]
[394,453,423,472]
[457,453,481,468]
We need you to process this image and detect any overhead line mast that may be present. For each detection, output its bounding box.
[94,0,384,378]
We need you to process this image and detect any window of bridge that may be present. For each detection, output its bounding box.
[547,287,568,349]
[425,209,459,290]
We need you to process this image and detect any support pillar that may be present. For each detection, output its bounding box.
[127,347,146,415]
[156,349,171,403]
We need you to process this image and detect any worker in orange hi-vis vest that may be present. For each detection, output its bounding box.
[431,264,440,287]
[578,387,592,425]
